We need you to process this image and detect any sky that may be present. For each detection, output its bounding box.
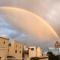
[0,7,59,49]
[0,0,60,36]
[0,0,60,48]
[0,16,38,46]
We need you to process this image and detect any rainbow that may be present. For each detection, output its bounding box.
[0,7,59,41]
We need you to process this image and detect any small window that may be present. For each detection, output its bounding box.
[31,48,34,51]
[0,57,1,60]
[15,50,17,53]
[8,49,9,52]
[8,43,11,46]
[20,51,21,53]
[3,41,5,44]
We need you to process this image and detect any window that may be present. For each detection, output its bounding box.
[31,48,34,51]
[8,49,9,52]
[8,43,11,46]
[15,50,17,53]
[3,41,5,44]
[20,51,21,53]
[0,57,1,60]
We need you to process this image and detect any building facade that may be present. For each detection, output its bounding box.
[0,37,24,60]
[29,46,42,58]
[0,36,43,60]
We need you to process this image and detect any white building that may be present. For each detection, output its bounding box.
[48,47,59,55]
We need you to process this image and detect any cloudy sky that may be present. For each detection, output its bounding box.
[0,0,60,36]
[0,0,60,48]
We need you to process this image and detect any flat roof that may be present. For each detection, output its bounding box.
[0,37,9,40]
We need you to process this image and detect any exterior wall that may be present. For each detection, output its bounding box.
[0,37,24,60]
[29,46,42,58]
[0,37,9,60]
[37,47,42,57]
[0,48,8,60]
[29,47,37,58]
[55,41,60,48]
[0,37,43,60]
[8,42,12,56]
[8,40,23,60]
[0,37,9,48]
[24,46,29,60]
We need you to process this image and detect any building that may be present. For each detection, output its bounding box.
[0,36,9,60]
[0,36,43,60]
[0,36,24,60]
[55,41,60,48]
[24,46,42,60]
[29,46,42,58]
[48,47,59,55]
[8,40,24,60]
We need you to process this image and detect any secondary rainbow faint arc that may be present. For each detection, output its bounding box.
[0,6,59,40]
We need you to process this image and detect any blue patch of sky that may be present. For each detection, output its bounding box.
[0,16,32,39]
[0,15,39,44]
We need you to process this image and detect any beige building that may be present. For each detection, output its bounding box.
[24,46,42,60]
[0,37,9,60]
[0,36,24,60]
[29,46,42,58]
[0,36,43,60]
